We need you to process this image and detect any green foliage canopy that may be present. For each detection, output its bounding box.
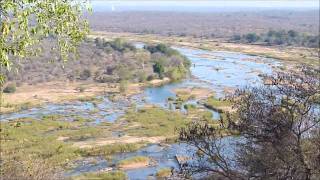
[0,0,91,85]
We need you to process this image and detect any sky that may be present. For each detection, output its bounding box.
[91,0,319,12]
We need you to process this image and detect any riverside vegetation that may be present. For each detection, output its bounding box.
[3,38,190,87]
[1,1,319,180]
[1,38,191,113]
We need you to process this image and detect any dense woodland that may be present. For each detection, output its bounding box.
[3,38,190,91]
[231,30,319,48]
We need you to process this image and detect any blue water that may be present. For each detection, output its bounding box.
[1,46,280,123]
[67,137,242,179]
[1,45,281,179]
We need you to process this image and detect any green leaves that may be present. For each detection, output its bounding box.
[0,0,90,85]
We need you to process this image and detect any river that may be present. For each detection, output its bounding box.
[1,45,281,179]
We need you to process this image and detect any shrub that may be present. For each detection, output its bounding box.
[79,69,91,80]
[77,86,85,93]
[117,156,149,167]
[3,83,16,93]
[147,74,157,81]
[167,66,188,82]
[119,80,128,94]
[73,171,127,180]
[153,62,165,78]
[184,104,196,110]
[244,33,259,43]
[232,34,242,41]
[137,71,147,83]
[145,43,179,56]
[156,168,172,178]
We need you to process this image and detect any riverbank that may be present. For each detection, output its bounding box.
[91,32,319,68]
[1,40,285,179]
[0,78,170,114]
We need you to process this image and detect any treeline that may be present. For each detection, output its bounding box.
[231,30,319,48]
[94,38,136,53]
[4,38,191,91]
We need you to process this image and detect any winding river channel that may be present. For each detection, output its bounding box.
[1,45,281,179]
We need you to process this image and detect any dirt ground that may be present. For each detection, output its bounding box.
[72,136,166,149]
[173,87,214,100]
[0,78,171,114]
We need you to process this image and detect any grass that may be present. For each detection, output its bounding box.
[79,143,146,157]
[0,115,110,170]
[123,107,187,137]
[117,156,149,167]
[77,96,100,102]
[0,118,82,167]
[156,168,172,178]
[184,104,196,111]
[72,171,127,180]
[175,91,196,102]
[0,101,38,113]
[204,96,232,113]
[0,114,156,178]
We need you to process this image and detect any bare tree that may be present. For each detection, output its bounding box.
[179,66,320,180]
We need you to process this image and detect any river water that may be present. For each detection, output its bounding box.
[0,45,281,179]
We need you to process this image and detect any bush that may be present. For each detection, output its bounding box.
[156,168,172,178]
[73,171,127,180]
[3,83,16,93]
[79,69,91,80]
[232,30,319,48]
[137,71,147,83]
[147,74,157,81]
[153,61,165,78]
[119,80,128,94]
[167,66,188,82]
[77,86,85,93]
[232,34,242,41]
[117,156,149,167]
[244,33,259,43]
[145,43,179,56]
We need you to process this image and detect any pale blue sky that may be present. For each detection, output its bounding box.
[92,0,319,11]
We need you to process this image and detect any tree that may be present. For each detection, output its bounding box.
[135,50,151,70]
[244,33,259,43]
[153,61,165,79]
[179,67,320,179]
[0,0,91,85]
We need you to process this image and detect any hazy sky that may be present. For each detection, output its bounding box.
[91,0,319,12]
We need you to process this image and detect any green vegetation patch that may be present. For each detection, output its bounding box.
[1,119,80,167]
[144,43,191,81]
[176,91,196,102]
[3,83,16,93]
[184,104,197,111]
[231,30,319,48]
[124,107,187,137]
[79,143,146,157]
[204,96,232,113]
[0,116,107,170]
[72,171,127,180]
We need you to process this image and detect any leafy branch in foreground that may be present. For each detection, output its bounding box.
[0,0,91,85]
[179,66,320,180]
